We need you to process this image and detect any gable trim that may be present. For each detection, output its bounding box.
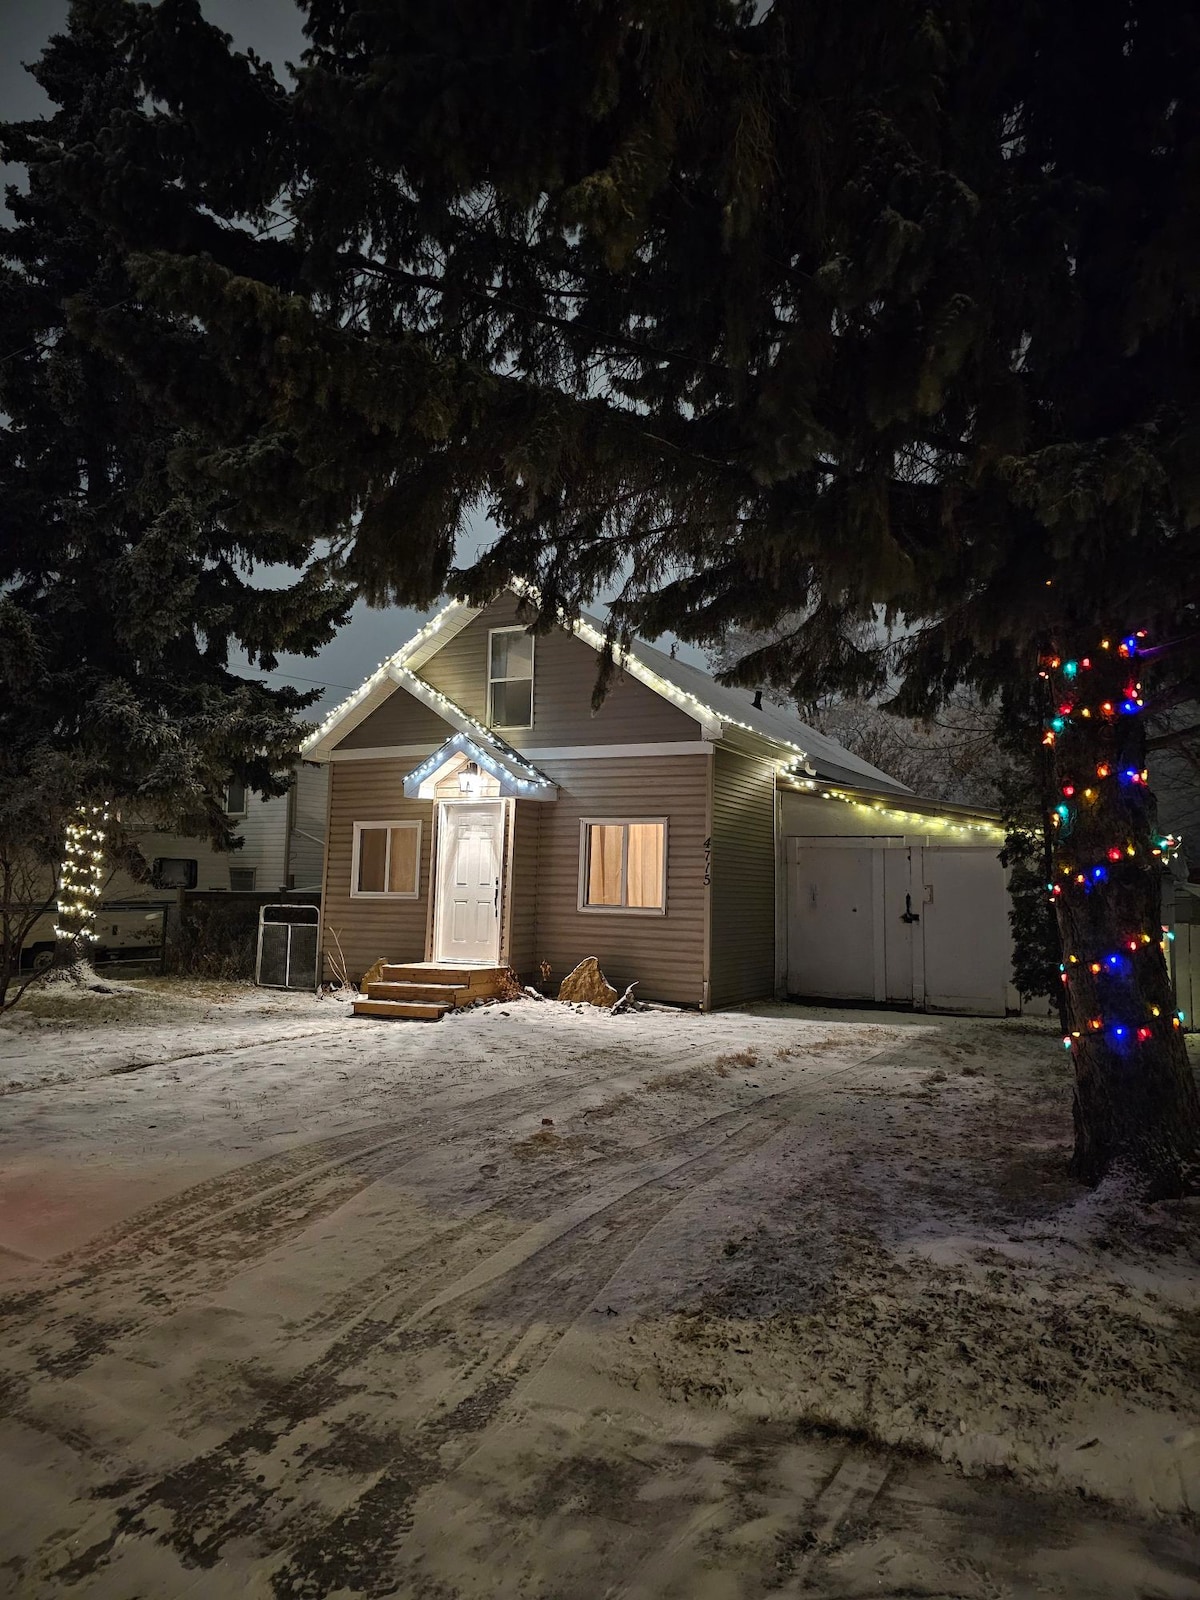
[402,732,556,801]
[300,599,470,761]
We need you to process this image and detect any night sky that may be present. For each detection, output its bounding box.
[1,0,700,718]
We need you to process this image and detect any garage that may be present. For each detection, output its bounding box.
[778,783,1020,1017]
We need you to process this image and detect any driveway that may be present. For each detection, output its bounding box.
[0,986,1196,1598]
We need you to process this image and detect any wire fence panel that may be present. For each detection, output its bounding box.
[256,904,321,991]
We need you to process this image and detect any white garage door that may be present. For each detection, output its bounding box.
[786,838,1011,1015]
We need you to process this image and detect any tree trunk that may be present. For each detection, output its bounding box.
[1043,635,1200,1198]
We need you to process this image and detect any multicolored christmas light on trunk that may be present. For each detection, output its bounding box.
[1038,633,1199,1194]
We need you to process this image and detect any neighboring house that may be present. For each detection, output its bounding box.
[18,763,327,969]
[303,589,1023,1014]
[103,760,328,897]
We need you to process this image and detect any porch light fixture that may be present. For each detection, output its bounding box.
[458,760,484,796]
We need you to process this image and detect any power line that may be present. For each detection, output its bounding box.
[240,667,356,692]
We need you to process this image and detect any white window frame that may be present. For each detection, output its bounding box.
[229,865,257,891]
[225,780,248,817]
[487,626,535,730]
[351,819,423,899]
[577,817,668,915]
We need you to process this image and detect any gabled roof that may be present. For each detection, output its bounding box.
[300,587,910,794]
[402,732,556,801]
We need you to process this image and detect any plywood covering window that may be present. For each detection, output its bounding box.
[579,819,667,914]
[352,820,422,898]
[488,627,534,729]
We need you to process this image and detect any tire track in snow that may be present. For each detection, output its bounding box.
[0,1036,779,1374]
[0,1021,347,1093]
[23,1046,897,1597]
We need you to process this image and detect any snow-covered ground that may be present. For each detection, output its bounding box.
[0,980,1196,1598]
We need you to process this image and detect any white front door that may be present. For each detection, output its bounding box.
[434,801,503,964]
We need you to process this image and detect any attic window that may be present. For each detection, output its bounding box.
[488,627,534,729]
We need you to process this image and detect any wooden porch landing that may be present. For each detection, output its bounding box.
[351,962,508,1021]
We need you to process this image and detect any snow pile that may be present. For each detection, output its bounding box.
[34,958,138,995]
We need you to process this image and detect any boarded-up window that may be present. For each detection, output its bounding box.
[353,821,422,898]
[488,627,534,728]
[580,819,667,913]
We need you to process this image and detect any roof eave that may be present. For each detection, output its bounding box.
[779,770,1006,837]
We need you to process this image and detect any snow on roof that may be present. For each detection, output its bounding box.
[615,630,912,794]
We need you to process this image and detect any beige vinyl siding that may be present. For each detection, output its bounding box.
[420,593,702,748]
[709,746,777,1007]
[506,800,540,976]
[338,684,450,748]
[321,756,435,981]
[528,754,709,1006]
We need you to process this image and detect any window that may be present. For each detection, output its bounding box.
[229,866,257,891]
[488,627,534,729]
[578,819,667,914]
[152,857,198,889]
[352,820,422,898]
[225,780,247,816]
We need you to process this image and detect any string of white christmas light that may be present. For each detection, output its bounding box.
[301,600,464,755]
[401,728,555,796]
[507,578,817,763]
[54,803,111,944]
[782,772,1006,839]
[302,585,819,769]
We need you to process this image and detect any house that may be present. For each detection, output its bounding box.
[147,763,328,895]
[302,589,1020,1017]
[18,762,328,971]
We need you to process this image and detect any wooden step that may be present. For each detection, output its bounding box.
[366,981,471,1005]
[379,963,508,992]
[351,999,449,1021]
